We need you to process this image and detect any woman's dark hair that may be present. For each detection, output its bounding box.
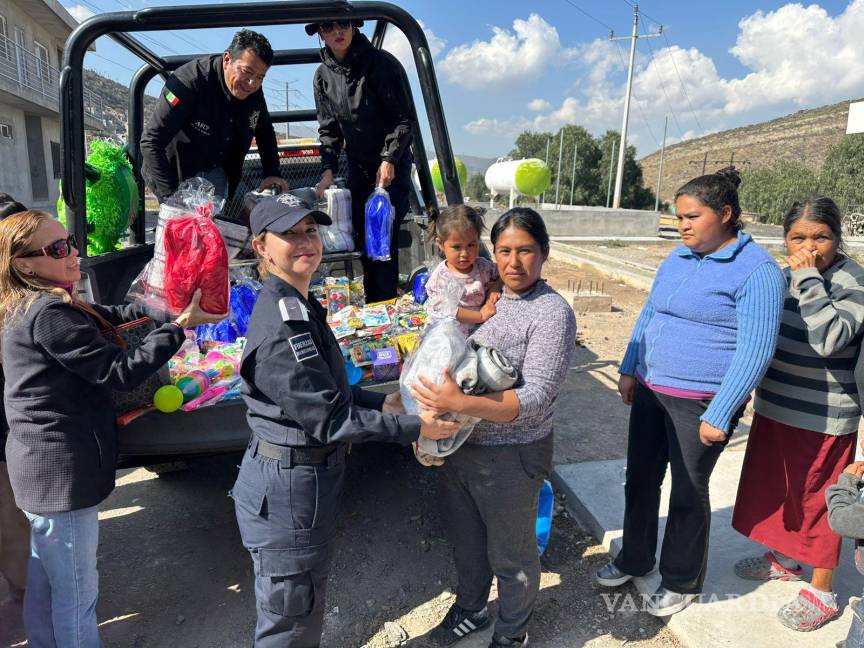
[674,166,743,231]
[782,196,843,242]
[490,207,550,256]
[226,29,274,66]
[428,204,486,242]
[0,200,26,220]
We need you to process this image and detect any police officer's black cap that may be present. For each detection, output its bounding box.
[304,19,364,36]
[250,194,332,236]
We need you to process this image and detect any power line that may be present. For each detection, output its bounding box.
[561,0,614,33]
[89,52,139,73]
[607,2,703,136]
[639,8,664,28]
[642,31,684,137]
[662,31,704,133]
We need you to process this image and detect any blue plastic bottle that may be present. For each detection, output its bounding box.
[536,479,554,555]
[364,188,394,261]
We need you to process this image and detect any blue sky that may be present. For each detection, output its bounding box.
[65,0,863,160]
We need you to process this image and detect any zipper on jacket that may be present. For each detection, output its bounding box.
[92,430,103,467]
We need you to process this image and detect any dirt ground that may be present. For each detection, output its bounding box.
[0,257,682,648]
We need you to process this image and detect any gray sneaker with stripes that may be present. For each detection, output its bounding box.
[429,604,491,645]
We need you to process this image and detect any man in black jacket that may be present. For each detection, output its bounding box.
[310,20,414,302]
[141,29,288,203]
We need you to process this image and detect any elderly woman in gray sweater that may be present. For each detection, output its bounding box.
[411,207,577,648]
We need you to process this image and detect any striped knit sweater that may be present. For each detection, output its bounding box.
[468,280,577,446]
[755,256,864,435]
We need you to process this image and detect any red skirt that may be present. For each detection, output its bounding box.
[731,413,856,569]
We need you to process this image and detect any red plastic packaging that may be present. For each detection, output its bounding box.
[162,216,229,315]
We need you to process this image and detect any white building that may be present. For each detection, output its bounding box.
[0,0,102,212]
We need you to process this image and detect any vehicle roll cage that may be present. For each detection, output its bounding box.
[60,0,463,265]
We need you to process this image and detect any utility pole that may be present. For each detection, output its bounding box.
[655,115,668,212]
[569,141,578,205]
[554,129,564,207]
[610,5,662,208]
[606,138,617,208]
[284,81,291,139]
[541,136,551,204]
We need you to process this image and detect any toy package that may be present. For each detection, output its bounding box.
[319,186,354,253]
[325,277,351,318]
[364,187,393,261]
[196,279,261,343]
[166,338,244,411]
[127,179,229,319]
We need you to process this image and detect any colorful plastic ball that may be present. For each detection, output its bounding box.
[176,370,210,403]
[153,385,184,413]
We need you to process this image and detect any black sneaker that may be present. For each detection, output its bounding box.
[429,604,490,646]
[489,633,529,647]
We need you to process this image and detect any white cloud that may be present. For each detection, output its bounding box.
[382,21,445,73]
[527,99,552,112]
[67,4,95,22]
[723,0,864,113]
[439,14,575,89]
[462,1,864,154]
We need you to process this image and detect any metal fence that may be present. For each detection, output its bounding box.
[222,143,351,220]
[0,34,104,123]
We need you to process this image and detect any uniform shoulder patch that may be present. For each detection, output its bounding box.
[289,332,319,363]
[279,297,309,322]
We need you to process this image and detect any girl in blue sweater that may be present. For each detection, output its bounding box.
[594,167,786,617]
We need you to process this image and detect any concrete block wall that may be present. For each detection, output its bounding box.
[480,204,660,238]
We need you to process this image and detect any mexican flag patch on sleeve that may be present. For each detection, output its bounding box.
[165,91,180,107]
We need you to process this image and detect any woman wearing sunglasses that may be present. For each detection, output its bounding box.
[0,211,225,646]
[307,17,414,303]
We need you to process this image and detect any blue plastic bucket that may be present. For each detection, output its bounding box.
[536,480,554,555]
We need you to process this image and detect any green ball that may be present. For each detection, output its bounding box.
[430,158,468,193]
[153,385,184,413]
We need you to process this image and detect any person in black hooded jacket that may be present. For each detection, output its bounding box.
[309,19,414,302]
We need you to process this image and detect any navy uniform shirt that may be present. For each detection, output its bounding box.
[141,55,280,202]
[240,274,420,447]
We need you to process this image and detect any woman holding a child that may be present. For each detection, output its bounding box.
[410,207,577,648]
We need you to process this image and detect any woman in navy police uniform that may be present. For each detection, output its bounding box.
[232,193,457,647]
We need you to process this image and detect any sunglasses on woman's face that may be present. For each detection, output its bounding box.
[21,235,78,259]
[319,21,351,33]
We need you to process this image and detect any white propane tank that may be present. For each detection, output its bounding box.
[484,158,551,208]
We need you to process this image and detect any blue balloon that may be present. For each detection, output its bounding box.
[412,272,430,304]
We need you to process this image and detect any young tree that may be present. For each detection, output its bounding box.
[820,134,864,213]
[464,172,489,203]
[509,131,553,161]
[740,161,820,225]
